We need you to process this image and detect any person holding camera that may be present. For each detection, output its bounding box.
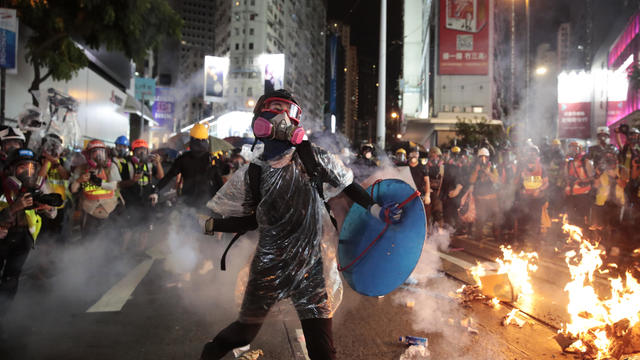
[69,139,122,238]
[0,148,58,333]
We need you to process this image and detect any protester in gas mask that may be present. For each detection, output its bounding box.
[69,140,122,237]
[113,135,130,176]
[469,147,501,241]
[151,124,222,210]
[0,127,26,172]
[0,148,57,332]
[200,89,402,360]
[564,141,594,228]
[588,127,617,174]
[514,143,548,243]
[592,152,628,247]
[117,139,163,252]
[352,143,378,182]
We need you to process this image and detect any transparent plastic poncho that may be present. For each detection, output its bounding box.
[208,144,354,323]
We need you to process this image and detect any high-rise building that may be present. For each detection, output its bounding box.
[213,0,326,127]
[325,22,359,143]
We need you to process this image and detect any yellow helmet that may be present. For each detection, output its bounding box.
[190,123,209,140]
[395,148,407,154]
[451,146,461,154]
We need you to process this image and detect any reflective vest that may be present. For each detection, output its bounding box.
[566,155,592,196]
[81,168,115,201]
[521,163,544,193]
[45,161,68,208]
[0,199,43,243]
[127,162,153,187]
[595,171,625,206]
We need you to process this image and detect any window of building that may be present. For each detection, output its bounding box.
[235,43,239,50]
[250,0,255,5]
[249,28,254,35]
[247,87,253,96]
[249,43,254,50]
[235,28,239,35]
[234,87,238,94]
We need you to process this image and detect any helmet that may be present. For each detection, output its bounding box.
[0,127,26,143]
[429,146,442,156]
[361,143,374,152]
[41,133,64,157]
[7,148,39,189]
[597,126,610,136]
[85,139,109,168]
[478,147,490,157]
[115,135,130,147]
[451,146,461,154]
[395,148,406,154]
[190,123,209,140]
[552,139,561,146]
[131,139,149,150]
[629,128,640,144]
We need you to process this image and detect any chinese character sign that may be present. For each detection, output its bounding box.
[0,8,18,71]
[204,56,228,102]
[152,87,175,129]
[439,0,490,75]
[134,77,156,101]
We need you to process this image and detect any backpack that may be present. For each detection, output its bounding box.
[219,140,336,270]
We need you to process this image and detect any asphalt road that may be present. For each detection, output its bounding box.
[1,222,571,360]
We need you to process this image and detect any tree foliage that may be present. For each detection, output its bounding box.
[452,116,505,149]
[11,0,182,103]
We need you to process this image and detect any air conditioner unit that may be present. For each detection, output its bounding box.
[464,106,472,113]
[442,104,451,112]
[452,106,461,113]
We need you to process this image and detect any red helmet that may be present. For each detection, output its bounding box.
[86,139,106,151]
[131,139,149,150]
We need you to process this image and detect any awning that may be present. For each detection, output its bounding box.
[402,113,503,146]
[121,94,158,126]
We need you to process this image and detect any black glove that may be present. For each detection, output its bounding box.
[89,173,103,187]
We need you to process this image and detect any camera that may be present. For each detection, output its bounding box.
[27,190,63,209]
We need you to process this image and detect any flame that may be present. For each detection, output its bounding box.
[491,297,500,307]
[470,246,538,299]
[560,222,640,359]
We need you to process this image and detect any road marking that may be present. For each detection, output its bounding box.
[87,258,154,312]
[295,329,310,360]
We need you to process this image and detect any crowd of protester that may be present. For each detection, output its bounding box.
[352,124,640,253]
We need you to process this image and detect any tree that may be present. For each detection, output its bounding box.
[11,0,182,105]
[452,116,505,149]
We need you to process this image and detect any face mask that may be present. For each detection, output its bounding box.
[116,145,129,158]
[15,161,39,190]
[253,111,305,145]
[133,148,148,163]
[88,148,110,168]
[261,138,294,161]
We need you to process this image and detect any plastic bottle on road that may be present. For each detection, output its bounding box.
[398,336,428,346]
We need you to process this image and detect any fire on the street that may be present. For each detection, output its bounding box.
[559,223,640,360]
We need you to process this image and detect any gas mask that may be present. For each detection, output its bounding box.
[12,161,40,190]
[116,144,129,158]
[252,111,305,145]
[133,148,149,163]
[88,148,110,169]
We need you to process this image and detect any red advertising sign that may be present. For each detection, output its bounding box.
[439,0,490,75]
[558,102,591,139]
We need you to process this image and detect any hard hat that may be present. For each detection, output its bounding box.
[190,123,209,140]
[115,135,130,147]
[429,146,442,156]
[0,127,26,143]
[451,146,461,154]
[86,139,106,151]
[395,148,406,154]
[552,139,561,146]
[131,139,149,150]
[597,126,610,136]
[7,148,36,167]
[478,147,490,157]
[568,141,580,148]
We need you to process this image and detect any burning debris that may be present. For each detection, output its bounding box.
[557,223,640,359]
[235,349,264,360]
[502,309,527,328]
[398,345,430,360]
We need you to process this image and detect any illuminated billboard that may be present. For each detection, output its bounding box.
[438,0,490,75]
[557,71,592,139]
[259,54,285,93]
[204,56,229,102]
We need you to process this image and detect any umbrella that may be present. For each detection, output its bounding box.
[223,136,255,149]
[209,136,234,153]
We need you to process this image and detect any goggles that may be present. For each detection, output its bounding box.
[262,97,302,124]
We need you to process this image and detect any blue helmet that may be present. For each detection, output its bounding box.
[115,135,129,147]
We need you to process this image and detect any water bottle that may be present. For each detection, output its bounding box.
[399,336,428,347]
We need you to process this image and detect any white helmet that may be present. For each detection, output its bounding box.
[0,126,26,143]
[478,147,490,157]
[597,126,610,136]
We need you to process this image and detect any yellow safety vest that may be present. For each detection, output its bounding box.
[595,172,625,206]
[0,202,43,243]
[45,162,68,208]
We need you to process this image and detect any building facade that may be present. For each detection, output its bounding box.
[213,0,326,127]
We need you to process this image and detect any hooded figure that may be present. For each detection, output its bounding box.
[200,89,401,360]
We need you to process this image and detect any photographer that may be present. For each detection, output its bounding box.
[70,140,121,238]
[0,149,58,331]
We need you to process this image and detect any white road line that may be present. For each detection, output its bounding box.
[295,328,311,360]
[86,258,154,313]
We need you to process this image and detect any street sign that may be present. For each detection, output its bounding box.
[152,87,175,129]
[0,8,18,71]
[134,77,156,101]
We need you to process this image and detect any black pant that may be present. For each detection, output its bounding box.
[201,318,336,360]
[0,229,31,319]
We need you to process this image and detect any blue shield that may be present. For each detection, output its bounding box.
[338,179,426,296]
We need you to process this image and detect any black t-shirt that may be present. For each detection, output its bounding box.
[409,164,428,194]
[155,150,223,208]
